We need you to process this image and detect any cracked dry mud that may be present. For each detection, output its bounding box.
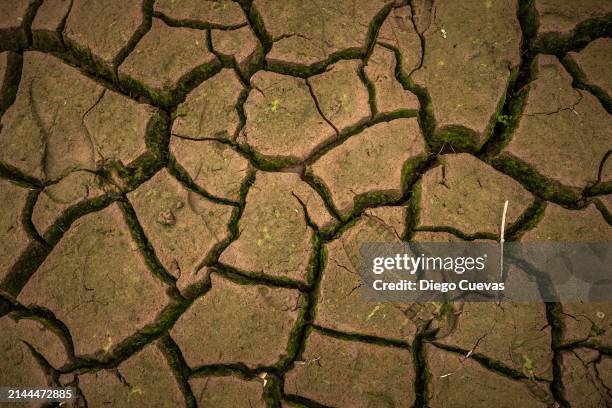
[0,1,610,407]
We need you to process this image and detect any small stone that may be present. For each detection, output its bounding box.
[175,200,184,209]
[168,259,181,279]
[157,209,176,226]
[128,169,233,276]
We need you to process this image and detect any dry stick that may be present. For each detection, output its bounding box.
[500,200,509,280]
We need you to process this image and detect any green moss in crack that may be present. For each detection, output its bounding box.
[241,48,265,81]
[1,242,50,297]
[243,148,300,171]
[364,2,394,56]
[278,240,326,371]
[432,125,480,153]
[123,152,165,191]
[32,29,66,53]
[320,215,360,243]
[561,55,611,113]
[489,85,531,153]
[63,38,115,80]
[351,190,402,219]
[266,48,363,78]
[167,155,240,207]
[479,41,538,160]
[212,265,307,292]
[518,0,539,42]
[0,161,43,190]
[432,342,530,381]
[190,362,256,380]
[358,63,377,117]
[585,181,612,197]
[533,15,612,55]
[118,59,222,108]
[401,155,429,195]
[301,169,342,221]
[0,52,22,116]
[145,110,170,161]
[594,199,612,225]
[412,331,430,408]
[304,234,323,285]
[173,60,223,104]
[117,200,178,288]
[506,199,547,240]
[311,325,411,350]
[43,194,116,245]
[491,154,581,206]
[118,73,168,107]
[247,3,273,54]
[385,42,437,147]
[156,334,197,408]
[404,180,422,241]
[277,294,311,371]
[484,67,519,141]
[263,373,283,407]
[85,299,191,367]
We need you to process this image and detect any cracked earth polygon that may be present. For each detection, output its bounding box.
[0,0,610,407]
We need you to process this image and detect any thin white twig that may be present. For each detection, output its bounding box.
[500,200,509,280]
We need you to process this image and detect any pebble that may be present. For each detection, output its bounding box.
[157,209,176,225]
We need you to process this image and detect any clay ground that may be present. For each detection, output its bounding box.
[0,0,611,407]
